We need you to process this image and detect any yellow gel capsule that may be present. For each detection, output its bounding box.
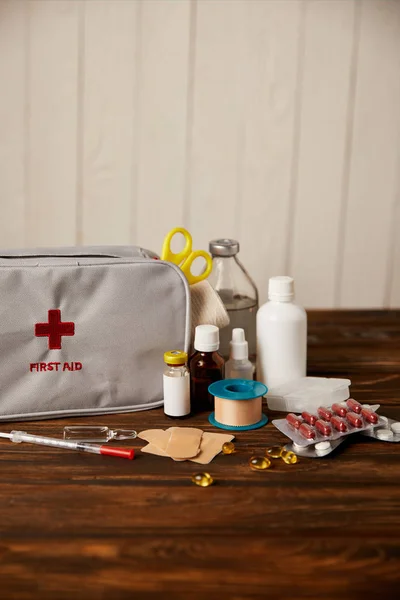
[280,449,298,465]
[222,441,235,455]
[249,456,271,471]
[266,446,283,459]
[191,472,214,487]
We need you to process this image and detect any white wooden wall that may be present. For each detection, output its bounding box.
[0,0,400,308]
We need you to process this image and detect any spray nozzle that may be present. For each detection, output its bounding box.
[230,328,249,360]
[232,328,245,343]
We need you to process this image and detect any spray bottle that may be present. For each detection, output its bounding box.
[225,328,254,380]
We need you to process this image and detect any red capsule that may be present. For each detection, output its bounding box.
[286,413,302,429]
[301,411,317,426]
[346,398,362,414]
[317,407,333,422]
[315,419,332,436]
[331,416,348,433]
[331,403,347,418]
[361,408,379,424]
[299,422,316,439]
[347,411,363,428]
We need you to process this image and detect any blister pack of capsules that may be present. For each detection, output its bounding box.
[272,398,385,448]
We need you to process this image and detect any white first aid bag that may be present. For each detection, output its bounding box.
[0,246,190,421]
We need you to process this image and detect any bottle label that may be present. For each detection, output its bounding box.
[163,373,190,416]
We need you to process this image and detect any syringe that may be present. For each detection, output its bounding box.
[0,430,134,459]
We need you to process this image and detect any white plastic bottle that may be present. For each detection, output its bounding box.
[225,328,254,380]
[256,276,307,389]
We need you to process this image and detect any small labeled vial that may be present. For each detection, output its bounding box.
[163,350,191,418]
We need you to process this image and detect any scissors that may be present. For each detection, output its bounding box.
[161,227,213,285]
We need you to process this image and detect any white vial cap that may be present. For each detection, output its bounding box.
[194,324,220,352]
[230,328,249,361]
[268,276,294,301]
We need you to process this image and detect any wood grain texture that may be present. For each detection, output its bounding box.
[0,310,399,598]
[289,0,356,308]
[135,0,191,252]
[81,0,138,245]
[0,0,26,247]
[26,0,79,246]
[338,0,400,308]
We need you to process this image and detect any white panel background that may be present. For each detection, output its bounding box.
[0,0,399,307]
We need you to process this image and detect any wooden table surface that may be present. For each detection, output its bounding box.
[0,311,399,599]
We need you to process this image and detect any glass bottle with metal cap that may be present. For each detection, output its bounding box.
[163,350,191,418]
[208,239,258,364]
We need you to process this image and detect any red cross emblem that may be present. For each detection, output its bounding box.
[35,309,75,350]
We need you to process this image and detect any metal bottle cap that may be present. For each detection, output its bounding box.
[164,350,188,365]
[209,239,239,257]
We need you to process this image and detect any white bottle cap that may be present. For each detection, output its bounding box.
[268,276,294,301]
[194,324,220,352]
[229,328,249,360]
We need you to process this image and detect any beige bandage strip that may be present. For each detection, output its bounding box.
[190,432,234,464]
[141,443,168,457]
[138,429,171,452]
[214,396,262,427]
[139,428,235,464]
[141,442,186,461]
[165,427,203,459]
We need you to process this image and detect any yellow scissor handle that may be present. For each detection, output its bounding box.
[161,227,192,266]
[180,250,213,285]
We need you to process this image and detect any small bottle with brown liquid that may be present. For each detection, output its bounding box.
[189,325,225,413]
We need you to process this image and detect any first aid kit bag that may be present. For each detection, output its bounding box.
[0,246,190,421]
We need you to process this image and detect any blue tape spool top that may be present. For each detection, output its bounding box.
[209,379,267,400]
[208,379,268,431]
